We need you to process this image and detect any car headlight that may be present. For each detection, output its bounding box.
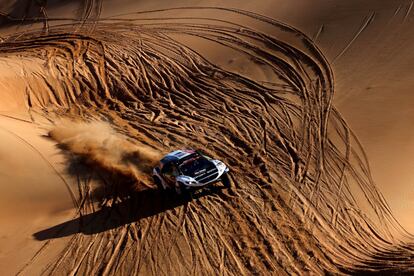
[216,161,227,171]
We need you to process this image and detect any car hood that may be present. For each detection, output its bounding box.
[178,159,228,185]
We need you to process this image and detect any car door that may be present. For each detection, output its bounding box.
[161,162,177,188]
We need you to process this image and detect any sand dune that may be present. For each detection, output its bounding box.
[1,1,414,275]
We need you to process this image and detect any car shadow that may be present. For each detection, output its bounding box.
[33,186,225,241]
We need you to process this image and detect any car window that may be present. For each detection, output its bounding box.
[161,162,173,175]
[172,166,179,176]
[161,162,178,176]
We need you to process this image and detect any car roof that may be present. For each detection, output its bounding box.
[161,149,196,164]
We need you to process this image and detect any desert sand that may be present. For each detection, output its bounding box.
[0,0,414,275]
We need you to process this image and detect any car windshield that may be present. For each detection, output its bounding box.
[178,153,212,176]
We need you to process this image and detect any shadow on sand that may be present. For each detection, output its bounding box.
[33,187,224,241]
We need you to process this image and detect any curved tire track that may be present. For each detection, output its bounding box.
[1,7,413,275]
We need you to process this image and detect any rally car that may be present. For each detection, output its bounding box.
[152,149,232,194]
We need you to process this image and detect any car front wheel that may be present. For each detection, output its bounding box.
[221,173,232,188]
[176,182,192,198]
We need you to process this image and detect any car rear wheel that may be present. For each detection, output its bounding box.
[153,176,163,190]
[221,173,232,188]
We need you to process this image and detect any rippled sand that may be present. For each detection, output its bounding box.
[1,1,414,275]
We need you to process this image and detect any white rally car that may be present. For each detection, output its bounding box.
[152,149,232,194]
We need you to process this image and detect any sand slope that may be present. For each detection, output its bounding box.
[0,1,414,275]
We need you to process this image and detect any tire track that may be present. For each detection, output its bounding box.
[1,7,413,275]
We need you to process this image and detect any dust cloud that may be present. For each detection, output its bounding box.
[48,120,162,186]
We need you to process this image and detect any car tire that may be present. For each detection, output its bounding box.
[153,176,163,190]
[221,173,232,188]
[176,182,191,198]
